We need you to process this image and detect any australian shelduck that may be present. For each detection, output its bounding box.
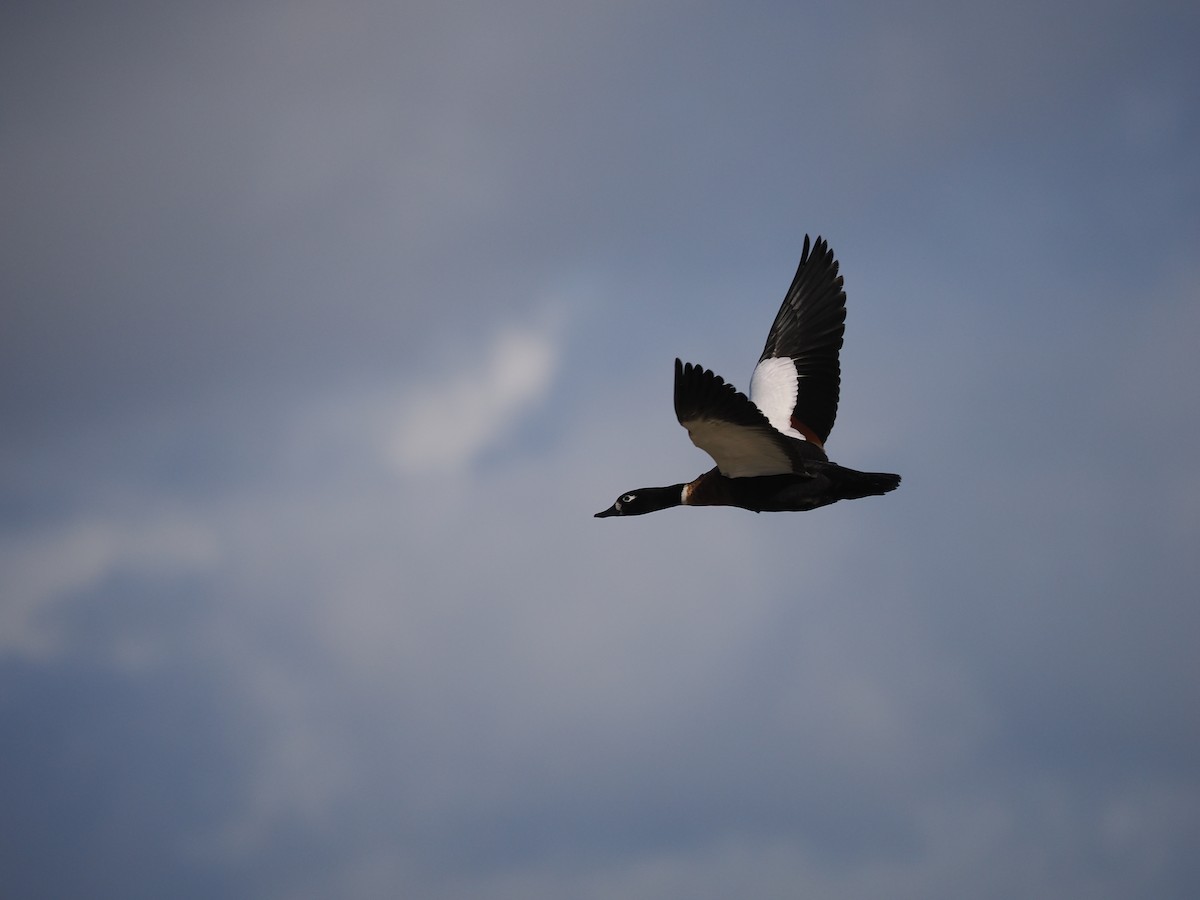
[596,236,900,517]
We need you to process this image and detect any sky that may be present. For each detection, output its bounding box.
[2,1,1198,897]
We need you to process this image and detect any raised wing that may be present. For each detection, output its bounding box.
[674,359,826,478]
[749,235,846,448]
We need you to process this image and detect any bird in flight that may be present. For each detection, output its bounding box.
[596,236,900,517]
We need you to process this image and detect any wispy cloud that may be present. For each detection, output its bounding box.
[386,319,560,475]
[0,513,220,660]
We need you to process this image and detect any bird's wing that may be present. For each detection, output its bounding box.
[674,359,826,478]
[749,235,846,448]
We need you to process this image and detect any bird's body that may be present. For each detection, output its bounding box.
[596,236,899,518]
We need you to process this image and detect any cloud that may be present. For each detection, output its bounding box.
[0,512,220,661]
[385,319,560,474]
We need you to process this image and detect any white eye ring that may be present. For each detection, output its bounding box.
[621,494,636,504]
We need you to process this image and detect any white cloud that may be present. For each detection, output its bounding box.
[0,512,220,660]
[386,321,560,474]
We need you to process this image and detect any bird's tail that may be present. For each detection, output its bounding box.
[829,465,901,501]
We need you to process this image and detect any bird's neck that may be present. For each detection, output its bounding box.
[641,484,688,513]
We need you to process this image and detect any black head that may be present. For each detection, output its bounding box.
[595,485,683,518]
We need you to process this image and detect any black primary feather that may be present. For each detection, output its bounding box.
[757,235,847,444]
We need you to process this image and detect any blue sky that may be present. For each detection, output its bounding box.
[2,1,1198,897]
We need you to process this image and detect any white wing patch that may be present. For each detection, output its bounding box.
[681,416,794,478]
[749,356,808,442]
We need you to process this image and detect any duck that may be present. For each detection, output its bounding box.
[596,235,900,517]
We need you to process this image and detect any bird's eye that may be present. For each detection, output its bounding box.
[621,494,636,504]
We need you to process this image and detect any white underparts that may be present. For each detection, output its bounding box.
[749,356,808,442]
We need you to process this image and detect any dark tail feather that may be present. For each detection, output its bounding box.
[831,466,901,501]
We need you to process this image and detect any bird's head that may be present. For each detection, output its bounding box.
[594,486,682,518]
